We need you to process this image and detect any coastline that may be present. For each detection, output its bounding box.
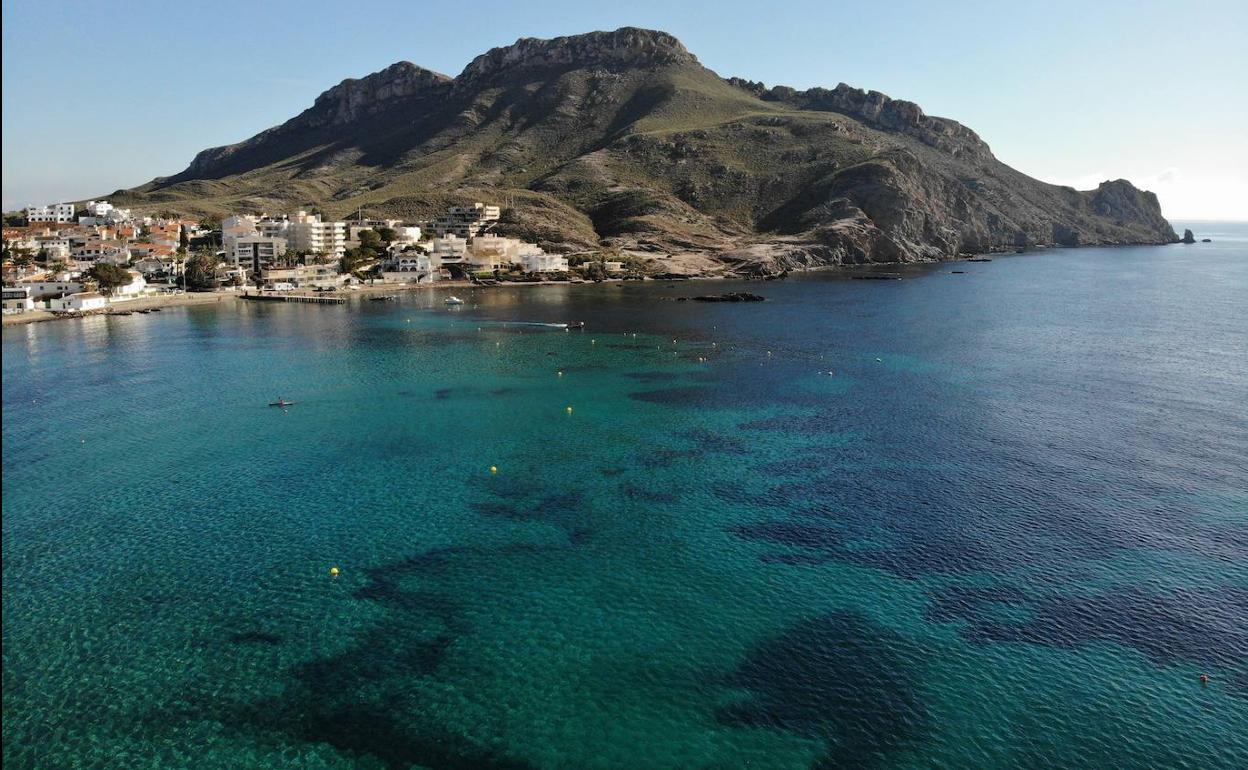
[3,240,1198,329]
[2,292,236,327]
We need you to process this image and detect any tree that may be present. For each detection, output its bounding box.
[184,250,221,291]
[584,261,607,281]
[340,248,374,275]
[357,229,383,251]
[178,227,190,251]
[87,262,132,294]
[375,227,397,244]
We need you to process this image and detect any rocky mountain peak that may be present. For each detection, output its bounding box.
[309,61,452,126]
[457,27,698,83]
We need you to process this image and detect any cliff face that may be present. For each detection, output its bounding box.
[120,27,1177,272]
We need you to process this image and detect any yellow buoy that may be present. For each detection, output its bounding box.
[490,465,498,474]
[329,566,340,578]
[557,370,563,377]
[566,406,573,414]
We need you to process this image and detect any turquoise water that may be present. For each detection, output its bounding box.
[4,227,1247,769]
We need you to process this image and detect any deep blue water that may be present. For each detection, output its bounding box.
[4,225,1247,769]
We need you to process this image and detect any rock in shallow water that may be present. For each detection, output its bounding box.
[675,292,766,302]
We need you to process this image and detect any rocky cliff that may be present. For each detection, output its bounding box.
[115,27,1177,273]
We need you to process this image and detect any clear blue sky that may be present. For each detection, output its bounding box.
[3,0,1245,219]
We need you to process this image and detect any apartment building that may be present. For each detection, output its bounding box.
[259,263,341,289]
[288,211,346,258]
[521,252,570,273]
[25,204,76,223]
[427,202,500,238]
[466,234,543,271]
[428,235,468,264]
[229,236,288,273]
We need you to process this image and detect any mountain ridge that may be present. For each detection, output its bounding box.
[112,27,1177,274]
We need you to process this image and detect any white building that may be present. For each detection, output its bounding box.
[79,201,132,225]
[466,234,546,271]
[221,214,258,242]
[288,211,346,258]
[18,280,86,299]
[110,271,148,300]
[49,292,107,312]
[35,237,72,261]
[2,286,35,313]
[521,252,569,273]
[256,219,290,240]
[428,235,468,265]
[25,203,76,223]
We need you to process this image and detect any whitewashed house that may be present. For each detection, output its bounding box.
[49,292,107,312]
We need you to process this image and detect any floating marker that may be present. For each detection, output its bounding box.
[329,566,340,578]
[557,370,563,377]
[876,357,883,363]
[490,465,498,474]
[566,406,573,414]
[591,339,596,345]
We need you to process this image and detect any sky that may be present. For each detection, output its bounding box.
[3,0,1246,220]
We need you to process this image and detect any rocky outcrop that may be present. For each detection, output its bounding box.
[305,62,452,127]
[728,79,991,163]
[1182,228,1196,243]
[458,27,696,85]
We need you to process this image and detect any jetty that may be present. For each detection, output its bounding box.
[241,291,345,304]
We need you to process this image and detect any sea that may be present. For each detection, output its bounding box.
[3,222,1246,769]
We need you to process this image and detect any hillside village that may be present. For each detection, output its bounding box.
[2,200,644,316]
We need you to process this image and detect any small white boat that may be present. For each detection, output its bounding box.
[445,296,465,305]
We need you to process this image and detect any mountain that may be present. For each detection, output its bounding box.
[109,27,1177,274]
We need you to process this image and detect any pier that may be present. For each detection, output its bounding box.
[241,291,345,304]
